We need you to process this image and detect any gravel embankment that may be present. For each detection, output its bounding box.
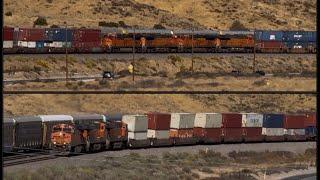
[4,142,316,172]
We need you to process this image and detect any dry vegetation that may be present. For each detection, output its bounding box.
[4,94,316,116]
[4,149,316,180]
[4,55,316,91]
[4,0,316,30]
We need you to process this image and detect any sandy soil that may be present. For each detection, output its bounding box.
[4,94,316,116]
[4,0,316,30]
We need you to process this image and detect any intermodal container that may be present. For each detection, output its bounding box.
[285,129,305,135]
[193,127,222,143]
[223,128,243,142]
[305,126,317,137]
[3,27,14,40]
[3,41,13,48]
[170,113,195,129]
[283,31,316,42]
[258,41,284,48]
[304,113,316,127]
[262,128,284,136]
[285,129,306,141]
[147,112,171,130]
[263,114,284,128]
[222,113,242,128]
[169,128,193,138]
[17,28,45,41]
[128,132,147,140]
[73,29,100,42]
[241,113,263,127]
[242,127,263,142]
[27,42,36,48]
[284,114,306,129]
[36,41,45,48]
[147,130,170,139]
[285,41,308,49]
[17,41,28,47]
[194,113,222,128]
[255,30,283,41]
[44,28,73,41]
[122,115,148,132]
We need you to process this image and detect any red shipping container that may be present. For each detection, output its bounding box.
[169,129,193,138]
[258,41,284,48]
[284,114,306,129]
[17,28,45,41]
[193,127,222,143]
[304,113,316,127]
[224,128,243,142]
[223,128,243,142]
[243,127,263,142]
[147,112,171,130]
[73,29,100,42]
[3,27,14,40]
[222,113,242,128]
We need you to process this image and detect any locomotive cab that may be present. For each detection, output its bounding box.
[51,124,74,150]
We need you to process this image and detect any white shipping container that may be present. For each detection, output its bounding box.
[128,132,147,140]
[170,113,195,129]
[27,42,36,48]
[51,42,63,48]
[3,41,13,48]
[242,113,263,127]
[285,129,305,136]
[147,130,170,139]
[262,128,284,136]
[18,41,28,47]
[194,113,222,128]
[122,115,148,132]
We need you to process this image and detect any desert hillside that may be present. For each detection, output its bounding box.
[4,0,316,30]
[4,94,316,116]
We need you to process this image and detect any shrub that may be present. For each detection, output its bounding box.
[98,21,119,27]
[34,16,48,26]
[50,24,60,28]
[47,0,53,3]
[229,20,248,31]
[5,11,12,16]
[153,24,166,29]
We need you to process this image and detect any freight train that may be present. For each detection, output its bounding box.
[3,112,316,154]
[3,27,317,54]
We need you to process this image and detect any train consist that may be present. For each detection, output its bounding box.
[3,27,316,54]
[3,112,316,154]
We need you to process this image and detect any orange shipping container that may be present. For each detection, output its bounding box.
[169,129,193,138]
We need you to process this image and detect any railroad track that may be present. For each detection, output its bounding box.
[4,154,60,167]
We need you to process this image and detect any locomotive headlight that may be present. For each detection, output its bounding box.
[63,142,66,145]
[53,141,56,144]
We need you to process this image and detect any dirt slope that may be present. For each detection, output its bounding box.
[4,94,315,116]
[4,0,316,30]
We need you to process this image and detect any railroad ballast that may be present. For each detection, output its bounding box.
[3,26,317,54]
[3,112,316,154]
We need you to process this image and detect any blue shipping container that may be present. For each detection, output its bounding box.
[263,114,284,128]
[284,41,308,49]
[305,126,317,137]
[36,41,44,48]
[283,31,316,42]
[44,28,73,41]
[255,30,283,41]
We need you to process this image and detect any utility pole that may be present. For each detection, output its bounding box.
[65,22,69,84]
[191,0,195,73]
[132,26,136,82]
[252,0,256,73]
